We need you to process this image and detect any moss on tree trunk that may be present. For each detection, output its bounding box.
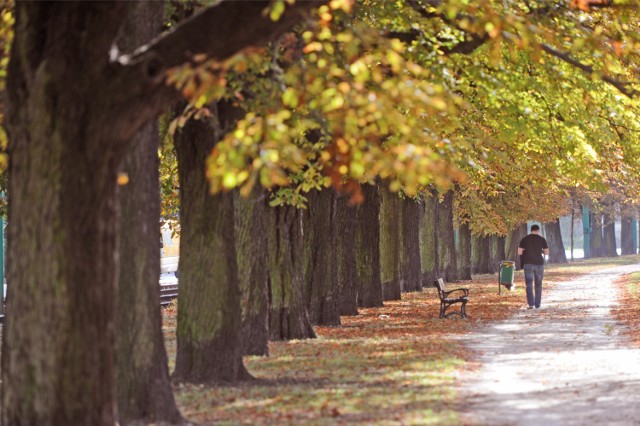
[457,223,472,280]
[356,183,383,308]
[116,3,182,423]
[235,187,270,356]
[472,235,494,274]
[379,185,402,300]
[401,198,422,291]
[336,194,359,316]
[603,210,618,257]
[437,191,457,282]
[173,104,250,384]
[304,190,341,325]
[268,205,316,340]
[419,191,439,288]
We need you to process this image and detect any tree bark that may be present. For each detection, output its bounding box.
[603,210,618,257]
[356,184,384,308]
[268,205,316,340]
[419,192,439,287]
[379,185,402,300]
[621,216,635,255]
[490,235,506,264]
[235,186,270,356]
[545,219,568,263]
[2,4,129,424]
[400,197,422,291]
[457,223,472,280]
[591,213,605,257]
[336,194,359,316]
[116,3,182,424]
[505,224,528,269]
[437,191,457,282]
[471,235,494,274]
[304,190,341,325]
[2,1,326,422]
[173,104,250,384]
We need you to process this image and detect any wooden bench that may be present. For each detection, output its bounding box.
[434,278,469,319]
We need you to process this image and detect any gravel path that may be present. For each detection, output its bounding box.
[460,263,640,426]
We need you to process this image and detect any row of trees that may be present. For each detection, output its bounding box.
[1,0,639,424]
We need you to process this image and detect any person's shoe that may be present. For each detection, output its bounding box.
[527,306,534,309]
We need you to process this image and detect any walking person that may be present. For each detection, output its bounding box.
[518,224,549,309]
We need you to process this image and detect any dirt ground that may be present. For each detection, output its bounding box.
[459,263,640,426]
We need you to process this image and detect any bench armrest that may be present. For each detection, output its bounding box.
[443,288,469,297]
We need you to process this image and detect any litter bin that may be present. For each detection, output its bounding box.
[498,260,515,294]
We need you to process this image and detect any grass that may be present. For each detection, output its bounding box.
[164,255,640,425]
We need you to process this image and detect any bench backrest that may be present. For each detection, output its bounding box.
[434,278,446,299]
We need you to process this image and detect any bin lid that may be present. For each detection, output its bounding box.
[500,260,515,266]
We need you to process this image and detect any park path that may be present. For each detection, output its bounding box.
[459,263,640,426]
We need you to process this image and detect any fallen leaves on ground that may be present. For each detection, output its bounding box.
[612,270,640,347]
[163,255,640,425]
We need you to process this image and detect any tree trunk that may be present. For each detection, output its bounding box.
[400,197,422,291]
[235,187,270,356]
[471,235,494,274]
[545,219,568,263]
[116,2,182,423]
[304,190,341,325]
[437,191,457,282]
[621,216,635,255]
[505,223,528,269]
[590,213,605,257]
[490,235,506,265]
[603,210,618,257]
[419,192,439,287]
[2,4,129,424]
[268,205,316,340]
[173,104,250,384]
[356,184,384,308]
[379,185,402,300]
[336,194,359,316]
[457,223,472,280]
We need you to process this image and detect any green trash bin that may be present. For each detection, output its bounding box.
[498,260,515,294]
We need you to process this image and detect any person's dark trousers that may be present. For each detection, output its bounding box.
[523,263,544,308]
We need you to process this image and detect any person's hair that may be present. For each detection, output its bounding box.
[531,224,540,232]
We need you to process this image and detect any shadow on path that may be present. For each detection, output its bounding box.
[459,264,640,426]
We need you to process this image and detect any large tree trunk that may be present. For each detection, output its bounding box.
[268,205,316,340]
[304,190,341,325]
[490,235,506,264]
[235,187,270,356]
[545,219,568,263]
[621,216,635,255]
[356,184,384,308]
[419,192,439,288]
[173,104,250,384]
[471,235,494,274]
[505,223,528,269]
[2,4,129,424]
[590,213,605,257]
[1,2,327,423]
[437,191,457,282]
[116,3,182,424]
[401,198,422,291]
[603,210,618,257]
[336,194,359,316]
[379,185,402,300]
[457,223,472,280]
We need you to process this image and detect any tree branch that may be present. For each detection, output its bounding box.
[122,0,326,73]
[539,42,638,98]
[111,0,326,141]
